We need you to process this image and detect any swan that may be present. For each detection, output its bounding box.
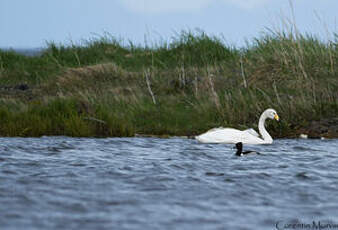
[195,108,279,144]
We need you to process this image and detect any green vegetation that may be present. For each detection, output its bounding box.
[0,29,337,137]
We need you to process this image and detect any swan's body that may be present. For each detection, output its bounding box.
[195,108,279,145]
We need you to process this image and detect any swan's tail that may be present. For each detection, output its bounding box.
[195,134,210,143]
[195,135,202,142]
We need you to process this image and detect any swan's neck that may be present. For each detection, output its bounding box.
[258,113,272,144]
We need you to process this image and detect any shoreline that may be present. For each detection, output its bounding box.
[135,118,338,139]
[1,119,337,139]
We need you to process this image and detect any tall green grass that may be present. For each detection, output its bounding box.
[0,29,337,137]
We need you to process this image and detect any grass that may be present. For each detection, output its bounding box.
[0,29,337,137]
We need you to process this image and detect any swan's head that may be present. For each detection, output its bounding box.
[265,108,279,121]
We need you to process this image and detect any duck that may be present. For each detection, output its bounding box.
[195,108,279,144]
[235,142,260,156]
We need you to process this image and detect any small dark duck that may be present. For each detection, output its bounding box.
[235,142,260,156]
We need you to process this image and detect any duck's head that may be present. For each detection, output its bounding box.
[235,142,243,151]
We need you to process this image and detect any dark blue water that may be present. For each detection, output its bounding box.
[1,137,338,230]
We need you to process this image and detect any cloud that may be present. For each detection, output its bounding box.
[118,0,269,13]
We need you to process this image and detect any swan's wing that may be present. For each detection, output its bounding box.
[205,127,224,133]
[197,128,248,143]
[243,128,260,137]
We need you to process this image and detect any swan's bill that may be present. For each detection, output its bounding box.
[274,114,279,121]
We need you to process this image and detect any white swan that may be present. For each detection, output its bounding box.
[195,108,279,145]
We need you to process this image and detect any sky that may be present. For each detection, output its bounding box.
[0,0,337,48]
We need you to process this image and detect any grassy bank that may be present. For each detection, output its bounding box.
[0,30,337,137]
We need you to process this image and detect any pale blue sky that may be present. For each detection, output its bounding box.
[0,0,337,48]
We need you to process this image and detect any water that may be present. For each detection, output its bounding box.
[1,137,338,230]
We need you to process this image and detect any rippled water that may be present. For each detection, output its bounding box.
[1,137,338,230]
